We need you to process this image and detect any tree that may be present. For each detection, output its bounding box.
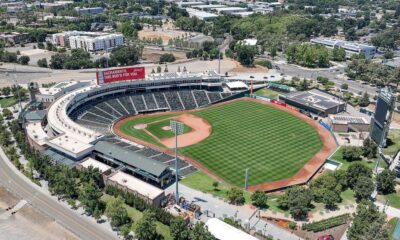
[190,222,214,240]
[322,189,341,209]
[332,47,346,61]
[376,169,396,194]
[362,138,377,159]
[212,181,219,190]
[342,146,363,161]
[105,196,130,228]
[347,201,390,240]
[2,86,11,96]
[49,53,67,69]
[170,217,190,240]
[120,22,137,39]
[354,176,375,201]
[18,55,30,65]
[159,53,176,63]
[37,58,48,68]
[270,46,277,59]
[93,207,102,223]
[2,109,12,119]
[359,92,370,107]
[226,187,245,205]
[341,83,348,90]
[156,65,162,73]
[133,210,159,240]
[234,44,257,66]
[79,181,103,214]
[119,223,132,240]
[347,162,371,188]
[110,46,140,66]
[251,190,268,208]
[279,186,313,219]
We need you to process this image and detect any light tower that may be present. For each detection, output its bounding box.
[170,120,184,203]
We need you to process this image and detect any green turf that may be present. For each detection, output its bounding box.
[118,114,179,147]
[146,119,192,139]
[120,100,323,186]
[0,97,17,108]
[383,130,400,156]
[254,88,280,99]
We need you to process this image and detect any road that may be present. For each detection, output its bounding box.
[274,60,378,96]
[0,147,117,240]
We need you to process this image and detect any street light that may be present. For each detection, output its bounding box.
[170,120,184,204]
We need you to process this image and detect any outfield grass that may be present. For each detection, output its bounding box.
[388,217,398,236]
[147,119,192,139]
[0,97,17,108]
[120,100,323,186]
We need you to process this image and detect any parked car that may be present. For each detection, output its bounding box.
[318,235,334,240]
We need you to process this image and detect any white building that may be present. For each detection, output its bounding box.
[217,7,247,14]
[310,37,377,59]
[205,218,258,240]
[69,33,124,52]
[187,8,219,20]
[36,81,92,104]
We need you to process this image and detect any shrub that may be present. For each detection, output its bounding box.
[302,214,350,232]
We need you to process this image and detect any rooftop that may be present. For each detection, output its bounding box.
[94,141,169,178]
[205,218,258,240]
[26,122,48,146]
[79,157,112,173]
[284,89,344,111]
[108,171,164,200]
[43,149,76,167]
[329,115,369,125]
[47,134,94,156]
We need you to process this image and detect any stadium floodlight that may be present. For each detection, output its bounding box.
[245,168,250,191]
[170,120,184,204]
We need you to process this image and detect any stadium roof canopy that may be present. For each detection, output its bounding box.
[94,141,169,178]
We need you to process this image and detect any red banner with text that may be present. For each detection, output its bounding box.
[96,67,145,85]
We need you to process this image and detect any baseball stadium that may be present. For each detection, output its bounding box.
[36,69,336,196]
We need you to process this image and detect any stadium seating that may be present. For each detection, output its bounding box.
[130,95,147,112]
[193,90,210,107]
[164,91,184,111]
[153,92,169,109]
[178,91,197,109]
[71,90,237,135]
[118,96,136,114]
[207,92,222,103]
[143,93,158,110]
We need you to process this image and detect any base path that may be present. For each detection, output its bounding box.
[160,114,212,148]
[114,97,337,192]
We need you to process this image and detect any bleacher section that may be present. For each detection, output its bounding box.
[143,93,158,110]
[130,95,147,112]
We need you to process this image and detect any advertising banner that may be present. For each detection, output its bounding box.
[96,67,145,84]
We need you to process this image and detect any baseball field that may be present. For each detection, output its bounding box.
[115,99,327,187]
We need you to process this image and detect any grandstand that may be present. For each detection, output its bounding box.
[71,89,236,134]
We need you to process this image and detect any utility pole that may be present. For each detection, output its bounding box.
[170,120,184,204]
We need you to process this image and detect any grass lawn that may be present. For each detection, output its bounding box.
[254,88,280,99]
[0,97,17,108]
[181,171,252,204]
[383,130,400,156]
[330,146,386,171]
[121,100,323,186]
[101,194,172,239]
[379,193,400,209]
[388,217,398,236]
[147,119,192,139]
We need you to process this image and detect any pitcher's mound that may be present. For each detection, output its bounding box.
[162,126,172,131]
[134,124,147,129]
